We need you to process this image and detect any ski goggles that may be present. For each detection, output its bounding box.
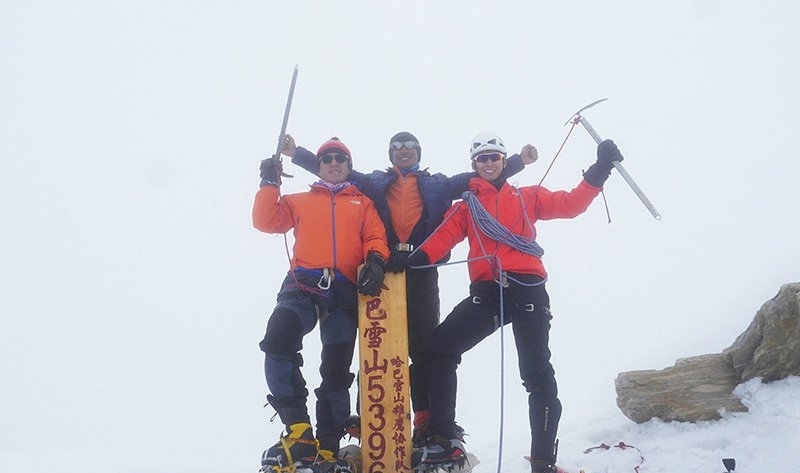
[472,152,505,163]
[319,153,350,164]
[390,140,420,151]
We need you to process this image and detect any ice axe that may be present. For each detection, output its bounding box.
[566,98,661,220]
[273,65,298,179]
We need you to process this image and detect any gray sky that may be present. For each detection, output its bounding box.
[2,2,798,472]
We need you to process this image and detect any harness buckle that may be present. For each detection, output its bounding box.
[395,243,414,252]
[524,303,536,312]
[472,296,483,304]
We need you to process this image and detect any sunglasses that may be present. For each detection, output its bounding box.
[473,152,504,163]
[319,153,350,164]
[390,140,419,150]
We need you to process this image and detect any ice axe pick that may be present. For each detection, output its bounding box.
[566,99,661,220]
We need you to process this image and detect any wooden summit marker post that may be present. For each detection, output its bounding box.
[357,271,412,473]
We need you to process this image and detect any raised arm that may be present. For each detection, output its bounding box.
[252,184,296,234]
[504,152,527,179]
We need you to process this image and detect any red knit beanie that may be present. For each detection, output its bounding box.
[316,137,352,160]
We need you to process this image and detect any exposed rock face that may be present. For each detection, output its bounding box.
[723,283,800,382]
[615,354,746,423]
[615,283,800,424]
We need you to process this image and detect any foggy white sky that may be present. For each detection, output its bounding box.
[2,2,798,472]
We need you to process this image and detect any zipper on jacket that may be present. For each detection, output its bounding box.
[330,191,337,271]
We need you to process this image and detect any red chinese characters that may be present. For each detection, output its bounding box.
[361,295,411,472]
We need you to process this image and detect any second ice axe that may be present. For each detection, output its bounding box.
[567,98,662,220]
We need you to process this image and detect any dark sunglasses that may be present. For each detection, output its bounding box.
[390,140,419,150]
[473,152,504,163]
[319,153,350,164]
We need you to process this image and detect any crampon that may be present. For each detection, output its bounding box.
[412,452,480,473]
[412,459,465,473]
[259,457,355,473]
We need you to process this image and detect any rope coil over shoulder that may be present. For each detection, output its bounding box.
[461,190,544,258]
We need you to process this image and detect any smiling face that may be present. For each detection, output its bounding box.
[318,153,351,184]
[472,152,506,181]
[389,138,421,171]
[391,147,420,170]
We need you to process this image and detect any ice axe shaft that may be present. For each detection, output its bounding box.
[274,65,298,178]
[569,101,661,220]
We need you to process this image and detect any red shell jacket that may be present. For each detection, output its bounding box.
[419,177,601,282]
[252,183,390,284]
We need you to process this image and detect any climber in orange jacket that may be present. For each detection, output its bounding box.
[252,137,389,473]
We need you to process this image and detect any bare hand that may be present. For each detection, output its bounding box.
[520,144,538,165]
[281,134,297,158]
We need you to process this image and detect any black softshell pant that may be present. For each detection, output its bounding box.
[423,275,562,464]
[405,266,441,413]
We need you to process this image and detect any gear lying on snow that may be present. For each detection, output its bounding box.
[521,440,642,473]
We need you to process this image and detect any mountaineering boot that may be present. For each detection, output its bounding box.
[311,449,356,473]
[413,422,466,450]
[411,433,467,470]
[411,410,430,448]
[344,414,360,440]
[412,411,466,450]
[530,459,558,473]
[261,396,317,470]
[260,422,318,471]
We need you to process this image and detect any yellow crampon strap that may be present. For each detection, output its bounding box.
[270,465,295,473]
[279,436,297,472]
[262,461,298,473]
[272,432,319,473]
[316,449,358,472]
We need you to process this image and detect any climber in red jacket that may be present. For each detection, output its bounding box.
[408,133,625,473]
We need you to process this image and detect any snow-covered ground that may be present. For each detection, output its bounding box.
[458,376,800,473]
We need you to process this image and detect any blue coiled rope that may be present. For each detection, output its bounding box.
[461,190,544,258]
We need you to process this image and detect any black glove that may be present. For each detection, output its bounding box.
[259,156,283,187]
[597,139,624,165]
[405,250,430,269]
[386,250,411,273]
[584,139,624,187]
[357,251,387,296]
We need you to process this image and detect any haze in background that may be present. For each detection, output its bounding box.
[2,2,798,472]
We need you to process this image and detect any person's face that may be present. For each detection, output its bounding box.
[472,152,506,181]
[318,153,351,184]
[389,140,420,170]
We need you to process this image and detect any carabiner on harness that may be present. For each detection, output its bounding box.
[495,271,509,288]
[317,268,333,290]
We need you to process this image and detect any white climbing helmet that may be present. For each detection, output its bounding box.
[470,132,507,159]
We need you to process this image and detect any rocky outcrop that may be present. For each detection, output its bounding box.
[615,354,746,424]
[723,283,800,382]
[615,283,800,424]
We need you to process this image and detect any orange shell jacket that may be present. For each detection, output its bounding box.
[252,183,389,284]
[419,177,601,283]
[385,168,423,244]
